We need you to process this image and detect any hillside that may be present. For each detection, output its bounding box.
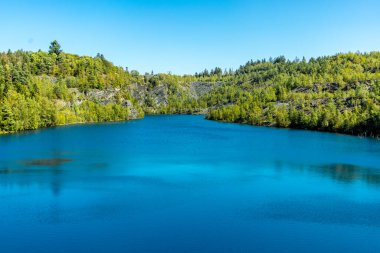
[205,53,380,136]
[1,42,380,136]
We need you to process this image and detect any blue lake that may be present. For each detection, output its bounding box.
[1,115,380,253]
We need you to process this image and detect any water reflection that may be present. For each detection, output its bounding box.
[243,195,380,227]
[0,157,181,197]
[313,163,380,185]
[22,158,72,167]
[2,158,380,199]
[283,162,380,187]
[0,157,73,196]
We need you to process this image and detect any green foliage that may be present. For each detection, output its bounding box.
[49,40,62,55]
[1,44,380,137]
[0,102,16,133]
[205,52,380,136]
[0,44,144,134]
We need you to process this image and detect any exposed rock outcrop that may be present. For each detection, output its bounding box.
[63,87,142,119]
[189,82,222,98]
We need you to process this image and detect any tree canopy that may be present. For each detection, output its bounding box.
[1,42,380,137]
[48,40,62,55]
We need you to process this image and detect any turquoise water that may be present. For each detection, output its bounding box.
[1,115,380,253]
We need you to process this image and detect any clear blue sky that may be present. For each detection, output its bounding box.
[1,0,379,74]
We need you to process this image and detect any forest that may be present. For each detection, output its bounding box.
[204,53,380,136]
[1,41,380,136]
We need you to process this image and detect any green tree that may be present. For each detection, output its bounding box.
[0,103,16,132]
[49,40,62,55]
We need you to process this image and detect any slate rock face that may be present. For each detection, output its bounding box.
[65,87,142,119]
[128,83,147,105]
[63,80,222,117]
[190,82,222,98]
[149,84,169,106]
[127,83,168,107]
[85,88,121,105]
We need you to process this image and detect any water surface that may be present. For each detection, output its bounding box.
[1,115,380,253]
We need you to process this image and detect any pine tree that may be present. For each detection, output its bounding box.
[0,103,16,132]
[49,40,62,55]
